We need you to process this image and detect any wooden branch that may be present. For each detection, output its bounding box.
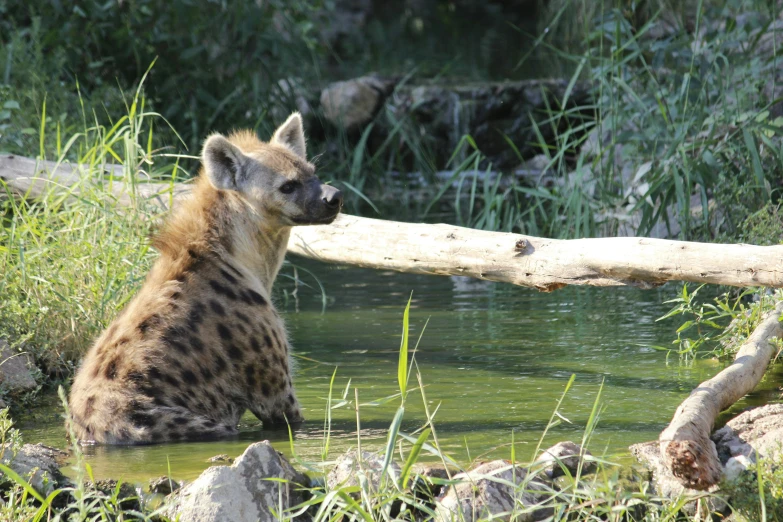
[0,154,189,209]
[288,215,783,291]
[658,302,783,490]
[4,153,783,290]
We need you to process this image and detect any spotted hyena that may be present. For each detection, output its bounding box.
[68,113,342,444]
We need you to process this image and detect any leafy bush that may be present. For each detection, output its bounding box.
[0,0,323,153]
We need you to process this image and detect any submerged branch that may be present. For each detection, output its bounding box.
[3,153,783,290]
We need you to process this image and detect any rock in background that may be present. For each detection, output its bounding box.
[0,339,37,407]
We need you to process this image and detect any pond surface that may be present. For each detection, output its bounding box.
[17,258,783,484]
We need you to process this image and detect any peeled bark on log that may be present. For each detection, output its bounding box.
[3,153,783,290]
[658,301,783,490]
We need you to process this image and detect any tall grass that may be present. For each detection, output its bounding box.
[0,78,180,378]
[412,0,783,241]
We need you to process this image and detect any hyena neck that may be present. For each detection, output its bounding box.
[154,177,292,292]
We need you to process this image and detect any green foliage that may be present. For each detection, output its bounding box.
[0,81,174,375]
[0,0,322,154]
[654,283,780,360]
[723,455,783,521]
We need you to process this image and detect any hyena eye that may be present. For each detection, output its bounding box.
[279,181,298,194]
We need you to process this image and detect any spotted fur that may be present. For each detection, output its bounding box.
[68,113,342,444]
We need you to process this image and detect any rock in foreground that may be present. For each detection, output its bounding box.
[0,443,69,496]
[169,441,308,522]
[436,460,550,522]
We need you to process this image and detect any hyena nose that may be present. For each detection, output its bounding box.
[322,187,343,209]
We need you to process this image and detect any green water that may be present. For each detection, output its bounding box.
[17,259,783,484]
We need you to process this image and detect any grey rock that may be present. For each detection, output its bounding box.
[0,398,6,409]
[712,403,783,464]
[0,443,69,495]
[435,460,551,522]
[388,79,589,170]
[0,340,36,395]
[169,441,308,522]
[321,74,396,130]
[326,449,401,491]
[206,453,233,464]
[630,441,728,516]
[410,463,454,500]
[149,476,180,495]
[536,441,595,479]
[722,455,753,483]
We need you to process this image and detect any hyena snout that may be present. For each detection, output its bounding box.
[321,185,343,210]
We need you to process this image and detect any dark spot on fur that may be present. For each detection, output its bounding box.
[244,365,256,386]
[138,314,162,335]
[116,336,130,346]
[214,354,228,374]
[209,299,226,316]
[148,367,163,381]
[236,322,248,336]
[175,272,188,283]
[188,302,206,329]
[210,280,237,300]
[261,383,270,396]
[236,311,250,324]
[189,336,205,353]
[263,334,272,347]
[181,369,198,385]
[219,268,239,285]
[250,337,261,353]
[172,395,188,408]
[226,343,243,361]
[248,289,266,305]
[287,393,295,405]
[129,411,155,428]
[105,357,120,380]
[199,365,213,382]
[217,324,232,341]
[127,371,145,384]
[171,291,182,301]
[166,420,178,431]
[173,415,188,424]
[163,373,180,387]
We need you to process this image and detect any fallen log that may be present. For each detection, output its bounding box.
[3,153,783,290]
[658,301,783,490]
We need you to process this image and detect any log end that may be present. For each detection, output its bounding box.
[662,438,722,490]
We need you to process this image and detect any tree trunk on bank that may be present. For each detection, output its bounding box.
[658,302,783,490]
[3,153,783,291]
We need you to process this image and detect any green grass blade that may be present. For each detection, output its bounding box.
[399,428,431,489]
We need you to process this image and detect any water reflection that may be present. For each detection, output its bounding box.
[17,258,782,482]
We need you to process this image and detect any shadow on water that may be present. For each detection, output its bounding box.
[18,258,783,482]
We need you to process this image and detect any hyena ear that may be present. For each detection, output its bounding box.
[271,112,306,159]
[202,134,247,191]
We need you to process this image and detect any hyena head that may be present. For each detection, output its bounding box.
[202,112,342,227]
